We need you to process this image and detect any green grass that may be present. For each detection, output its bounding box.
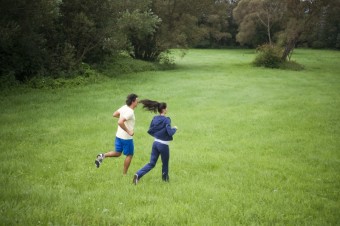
[0,49,339,225]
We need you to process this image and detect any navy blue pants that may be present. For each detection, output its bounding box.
[136,141,169,180]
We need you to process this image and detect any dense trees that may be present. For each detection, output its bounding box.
[0,0,59,80]
[233,0,340,60]
[0,0,339,80]
[233,0,284,46]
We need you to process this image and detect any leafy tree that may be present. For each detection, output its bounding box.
[196,1,233,48]
[0,0,59,80]
[307,0,340,49]
[233,0,339,59]
[279,0,330,60]
[118,9,162,61]
[59,0,116,64]
[117,0,230,60]
[233,0,284,46]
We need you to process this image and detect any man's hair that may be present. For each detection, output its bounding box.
[126,93,138,106]
[140,99,167,113]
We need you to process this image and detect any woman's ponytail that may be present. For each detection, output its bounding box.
[140,99,167,113]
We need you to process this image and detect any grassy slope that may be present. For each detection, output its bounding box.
[0,49,339,225]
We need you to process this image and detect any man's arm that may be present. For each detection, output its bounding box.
[118,117,134,136]
[113,111,120,118]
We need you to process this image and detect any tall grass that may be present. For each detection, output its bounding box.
[0,49,339,225]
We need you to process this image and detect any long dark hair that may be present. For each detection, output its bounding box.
[140,99,167,114]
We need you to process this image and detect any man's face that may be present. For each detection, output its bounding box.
[132,98,139,108]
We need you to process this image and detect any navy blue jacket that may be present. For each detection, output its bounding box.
[147,115,177,141]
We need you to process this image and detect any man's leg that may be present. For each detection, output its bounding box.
[104,151,122,158]
[123,155,133,175]
[95,137,123,168]
[95,151,122,168]
[122,139,135,175]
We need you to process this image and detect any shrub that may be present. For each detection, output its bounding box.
[98,54,157,77]
[0,73,19,90]
[156,51,176,70]
[27,69,108,89]
[253,44,283,68]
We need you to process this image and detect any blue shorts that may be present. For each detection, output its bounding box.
[115,137,134,156]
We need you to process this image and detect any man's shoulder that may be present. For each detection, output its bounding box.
[119,105,134,118]
[119,105,133,112]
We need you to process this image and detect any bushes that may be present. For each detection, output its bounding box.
[27,57,152,89]
[253,44,303,70]
[0,53,165,90]
[253,44,283,68]
[27,74,108,89]
[98,54,158,77]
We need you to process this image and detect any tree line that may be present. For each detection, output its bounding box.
[1,0,339,81]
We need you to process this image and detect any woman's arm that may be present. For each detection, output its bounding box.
[165,118,177,136]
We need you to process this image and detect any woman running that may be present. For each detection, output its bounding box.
[133,99,177,185]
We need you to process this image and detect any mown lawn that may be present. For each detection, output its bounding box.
[0,49,339,225]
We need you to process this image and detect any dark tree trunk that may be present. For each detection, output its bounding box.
[281,33,301,61]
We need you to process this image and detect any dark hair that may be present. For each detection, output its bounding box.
[140,99,167,113]
[126,93,138,106]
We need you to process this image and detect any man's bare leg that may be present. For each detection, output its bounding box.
[123,155,133,175]
[95,151,121,168]
[104,151,122,158]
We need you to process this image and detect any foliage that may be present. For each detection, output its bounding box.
[118,9,162,61]
[234,0,340,58]
[59,0,117,64]
[0,73,19,91]
[307,0,340,49]
[98,54,158,77]
[253,44,283,68]
[0,0,59,80]
[157,52,175,68]
[195,1,233,48]
[1,0,339,81]
[27,70,107,89]
[28,56,160,89]
[233,0,284,46]
[253,44,304,70]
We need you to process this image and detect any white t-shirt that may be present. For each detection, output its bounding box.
[116,105,135,139]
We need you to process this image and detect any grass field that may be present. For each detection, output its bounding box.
[0,49,339,225]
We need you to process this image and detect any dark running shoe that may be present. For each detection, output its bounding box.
[95,154,104,168]
[162,173,169,182]
[133,174,139,185]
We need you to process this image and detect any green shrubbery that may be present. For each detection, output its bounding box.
[27,55,159,89]
[253,44,303,70]
[157,52,176,70]
[27,74,108,89]
[97,54,158,77]
[0,55,163,90]
[253,44,283,68]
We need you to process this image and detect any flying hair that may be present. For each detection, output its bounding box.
[140,99,167,114]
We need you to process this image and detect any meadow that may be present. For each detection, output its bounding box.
[0,49,339,225]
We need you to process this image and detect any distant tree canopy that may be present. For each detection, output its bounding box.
[233,0,340,60]
[0,0,339,80]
